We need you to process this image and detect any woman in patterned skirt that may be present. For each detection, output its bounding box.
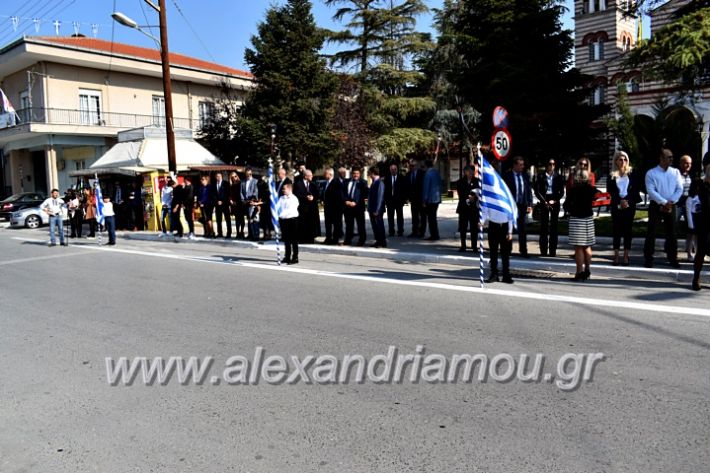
[564,169,598,281]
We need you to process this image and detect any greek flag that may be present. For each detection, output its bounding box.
[268,165,281,237]
[480,155,518,229]
[94,177,105,226]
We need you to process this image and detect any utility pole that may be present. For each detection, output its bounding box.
[157,0,177,175]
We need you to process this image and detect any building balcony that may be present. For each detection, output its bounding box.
[0,107,203,144]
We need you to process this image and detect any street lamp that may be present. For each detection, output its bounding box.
[112,0,177,175]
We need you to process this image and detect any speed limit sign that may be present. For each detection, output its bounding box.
[491,128,512,161]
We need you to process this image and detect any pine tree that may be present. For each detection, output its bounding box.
[242,0,337,168]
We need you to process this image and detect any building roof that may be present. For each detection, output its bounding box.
[26,36,253,79]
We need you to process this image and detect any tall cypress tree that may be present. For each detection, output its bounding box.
[242,0,337,168]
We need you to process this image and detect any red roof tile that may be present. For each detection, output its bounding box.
[30,36,253,79]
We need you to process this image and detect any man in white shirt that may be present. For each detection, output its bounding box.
[40,189,67,246]
[644,148,683,268]
[159,179,174,236]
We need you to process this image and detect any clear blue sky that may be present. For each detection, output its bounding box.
[0,0,577,73]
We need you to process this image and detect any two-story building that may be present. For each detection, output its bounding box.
[0,35,253,198]
[574,0,710,174]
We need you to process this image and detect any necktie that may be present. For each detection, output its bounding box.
[306,182,310,193]
[392,176,396,196]
[350,181,355,199]
[517,174,523,204]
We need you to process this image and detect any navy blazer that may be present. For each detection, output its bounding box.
[211,180,230,204]
[422,168,442,205]
[343,178,368,210]
[503,171,533,207]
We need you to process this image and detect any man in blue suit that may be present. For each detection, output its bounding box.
[422,160,442,241]
[503,156,533,257]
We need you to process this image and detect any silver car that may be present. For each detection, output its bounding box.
[10,206,50,229]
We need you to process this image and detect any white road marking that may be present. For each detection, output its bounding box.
[0,252,83,266]
[36,240,709,319]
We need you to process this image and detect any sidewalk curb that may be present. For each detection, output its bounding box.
[122,232,707,282]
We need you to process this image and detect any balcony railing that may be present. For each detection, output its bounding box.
[1,107,200,131]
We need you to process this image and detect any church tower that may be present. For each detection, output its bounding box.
[574,0,639,107]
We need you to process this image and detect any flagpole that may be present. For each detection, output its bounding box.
[94,173,103,246]
[476,143,485,288]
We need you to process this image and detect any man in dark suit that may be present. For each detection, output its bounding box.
[503,156,533,257]
[293,169,320,244]
[343,168,368,246]
[383,162,405,237]
[368,166,387,247]
[322,168,344,245]
[535,159,565,256]
[211,171,231,238]
[404,159,426,237]
[456,165,480,253]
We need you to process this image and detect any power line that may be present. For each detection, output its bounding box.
[170,0,216,62]
[0,0,54,38]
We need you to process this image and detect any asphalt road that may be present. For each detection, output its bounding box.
[1,227,709,473]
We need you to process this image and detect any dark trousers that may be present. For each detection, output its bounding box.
[70,212,82,237]
[611,206,636,250]
[539,202,560,256]
[370,211,386,245]
[345,208,366,244]
[644,202,678,263]
[515,203,528,255]
[105,215,116,244]
[182,206,194,234]
[458,209,479,250]
[425,203,439,239]
[694,228,709,278]
[324,208,343,243]
[130,206,143,230]
[232,205,245,237]
[86,218,96,237]
[386,203,404,236]
[488,221,512,276]
[410,201,426,236]
[171,209,183,236]
[215,203,231,237]
[280,217,299,261]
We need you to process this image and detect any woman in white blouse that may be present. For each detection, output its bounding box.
[608,151,642,266]
[277,182,300,265]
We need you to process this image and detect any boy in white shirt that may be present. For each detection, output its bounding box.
[102,195,117,245]
[277,183,299,265]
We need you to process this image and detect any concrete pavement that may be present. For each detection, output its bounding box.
[0,232,708,472]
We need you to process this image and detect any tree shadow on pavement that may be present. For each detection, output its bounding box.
[586,305,710,351]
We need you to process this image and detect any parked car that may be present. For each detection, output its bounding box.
[0,192,46,220]
[10,206,50,229]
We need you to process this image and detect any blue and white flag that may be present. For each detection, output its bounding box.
[94,177,105,226]
[480,154,518,229]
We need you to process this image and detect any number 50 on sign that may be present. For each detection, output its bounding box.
[491,128,512,161]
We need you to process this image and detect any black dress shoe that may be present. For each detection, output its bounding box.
[281,257,291,264]
[457,247,467,253]
[501,275,514,284]
[669,260,681,269]
[582,269,591,280]
[692,278,701,291]
[644,260,653,268]
[288,258,299,265]
[520,253,530,259]
[485,273,499,283]
[425,236,439,241]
